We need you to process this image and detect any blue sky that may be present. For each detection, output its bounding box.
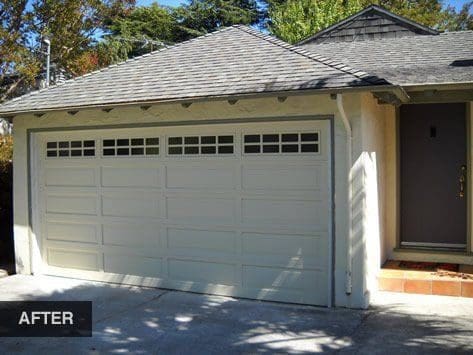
[24,0,472,12]
[138,0,471,11]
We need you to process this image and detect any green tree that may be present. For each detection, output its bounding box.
[99,0,261,64]
[0,0,39,101]
[442,1,473,31]
[31,0,136,76]
[99,3,181,63]
[173,0,260,39]
[269,0,363,43]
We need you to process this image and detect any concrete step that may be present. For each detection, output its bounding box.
[379,260,473,298]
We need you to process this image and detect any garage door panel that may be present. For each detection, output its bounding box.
[166,165,236,190]
[38,121,332,306]
[241,198,328,227]
[47,248,100,271]
[242,232,328,260]
[168,259,237,286]
[166,197,235,223]
[103,223,159,248]
[242,164,328,191]
[102,192,161,218]
[167,227,236,253]
[45,167,96,187]
[101,167,161,188]
[46,194,97,216]
[243,265,325,291]
[104,254,162,277]
[46,222,98,244]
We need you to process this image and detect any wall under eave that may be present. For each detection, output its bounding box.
[12,92,377,308]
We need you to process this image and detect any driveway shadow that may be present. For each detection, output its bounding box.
[0,276,472,354]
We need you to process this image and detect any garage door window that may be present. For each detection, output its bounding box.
[46,140,96,158]
[168,135,234,155]
[102,138,159,157]
[243,132,319,154]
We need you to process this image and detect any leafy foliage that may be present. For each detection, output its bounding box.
[0,0,135,101]
[0,0,39,101]
[269,0,363,43]
[0,135,12,266]
[173,0,259,37]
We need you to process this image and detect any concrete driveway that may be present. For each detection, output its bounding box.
[0,275,472,354]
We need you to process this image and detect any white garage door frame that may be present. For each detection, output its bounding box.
[28,116,335,306]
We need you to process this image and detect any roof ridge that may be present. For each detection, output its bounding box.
[235,25,386,85]
[2,26,238,106]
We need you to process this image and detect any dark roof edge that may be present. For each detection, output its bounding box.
[297,4,439,45]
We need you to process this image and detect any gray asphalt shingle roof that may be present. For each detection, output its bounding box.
[0,25,385,115]
[300,31,473,86]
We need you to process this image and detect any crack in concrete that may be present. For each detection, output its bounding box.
[333,310,373,353]
[94,289,170,324]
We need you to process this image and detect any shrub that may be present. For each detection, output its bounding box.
[0,135,13,268]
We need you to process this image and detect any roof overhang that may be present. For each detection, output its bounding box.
[0,84,408,118]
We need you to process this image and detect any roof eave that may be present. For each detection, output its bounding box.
[0,84,401,117]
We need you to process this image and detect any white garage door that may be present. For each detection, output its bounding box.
[33,120,332,305]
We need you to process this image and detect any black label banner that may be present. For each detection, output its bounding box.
[0,301,92,337]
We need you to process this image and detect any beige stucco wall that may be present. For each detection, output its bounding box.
[346,93,392,306]
[12,91,390,308]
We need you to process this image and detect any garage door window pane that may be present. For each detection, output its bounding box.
[301,144,318,153]
[282,144,298,153]
[46,140,96,158]
[263,145,279,153]
[184,136,199,145]
[184,146,199,154]
[244,145,260,154]
[145,138,159,146]
[263,134,279,142]
[201,146,216,154]
[244,132,320,154]
[132,147,144,155]
[201,136,216,144]
[168,135,234,156]
[131,138,144,146]
[102,137,159,157]
[301,133,318,142]
[282,134,298,142]
[169,146,182,155]
[244,135,260,143]
[218,146,234,154]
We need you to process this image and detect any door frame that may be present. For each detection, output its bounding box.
[27,115,336,306]
[396,102,472,252]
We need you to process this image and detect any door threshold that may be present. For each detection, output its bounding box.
[395,247,469,255]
